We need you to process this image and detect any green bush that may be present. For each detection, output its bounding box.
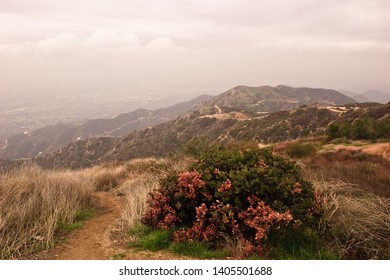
[142,145,321,257]
[328,118,390,141]
[285,142,317,158]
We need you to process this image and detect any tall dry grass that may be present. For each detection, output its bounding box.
[313,180,390,259]
[116,157,193,229]
[0,156,192,258]
[0,164,95,259]
[303,149,390,259]
[304,149,390,197]
[87,165,127,192]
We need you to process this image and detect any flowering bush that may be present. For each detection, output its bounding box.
[142,146,321,256]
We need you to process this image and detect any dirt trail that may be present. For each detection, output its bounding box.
[31,191,193,260]
[43,192,122,260]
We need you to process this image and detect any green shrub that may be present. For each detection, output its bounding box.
[182,136,213,157]
[142,145,321,257]
[285,142,317,158]
[328,118,390,141]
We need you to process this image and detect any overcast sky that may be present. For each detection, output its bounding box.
[1,0,390,97]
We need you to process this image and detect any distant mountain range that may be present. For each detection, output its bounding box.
[340,89,390,104]
[3,84,390,170]
[0,95,212,159]
[21,85,388,169]
[1,85,357,161]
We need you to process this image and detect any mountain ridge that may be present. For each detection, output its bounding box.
[30,85,386,169]
[0,94,212,159]
[32,101,389,169]
[340,89,390,104]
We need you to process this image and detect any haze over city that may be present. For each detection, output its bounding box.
[1,0,390,100]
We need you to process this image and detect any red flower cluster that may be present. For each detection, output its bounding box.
[239,196,293,241]
[141,190,178,229]
[218,179,232,193]
[177,170,206,199]
[292,182,302,194]
[173,203,216,242]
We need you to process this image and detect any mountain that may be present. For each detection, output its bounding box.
[31,85,371,169]
[198,85,356,114]
[351,94,371,103]
[340,89,390,104]
[362,90,390,104]
[0,95,212,159]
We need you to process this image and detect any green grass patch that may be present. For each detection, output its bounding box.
[126,226,337,260]
[126,225,230,259]
[74,208,96,222]
[127,223,153,237]
[264,229,339,260]
[137,229,172,251]
[57,208,96,233]
[170,241,230,259]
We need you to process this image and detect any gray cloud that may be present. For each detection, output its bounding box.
[1,0,389,95]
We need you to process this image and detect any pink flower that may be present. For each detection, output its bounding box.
[293,187,302,194]
[292,182,302,194]
[177,170,206,199]
[258,160,268,171]
[218,179,232,193]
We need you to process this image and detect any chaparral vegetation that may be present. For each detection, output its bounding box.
[141,145,323,258]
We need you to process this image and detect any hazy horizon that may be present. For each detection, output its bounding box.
[1,0,390,99]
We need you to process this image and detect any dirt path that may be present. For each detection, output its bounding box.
[30,191,194,260]
[37,192,122,260]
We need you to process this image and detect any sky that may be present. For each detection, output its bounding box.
[1,0,390,98]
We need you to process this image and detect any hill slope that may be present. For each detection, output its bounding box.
[340,89,390,104]
[33,86,384,169]
[198,85,355,114]
[0,95,212,159]
[34,102,389,169]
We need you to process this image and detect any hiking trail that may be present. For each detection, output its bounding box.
[32,191,193,260]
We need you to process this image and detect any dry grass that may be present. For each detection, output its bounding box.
[116,157,193,229]
[89,165,127,191]
[0,164,95,259]
[302,148,390,259]
[304,149,390,197]
[0,156,193,259]
[313,180,390,259]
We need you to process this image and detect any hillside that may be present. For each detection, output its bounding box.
[198,85,356,114]
[34,103,389,169]
[0,95,212,159]
[340,89,390,104]
[33,86,389,170]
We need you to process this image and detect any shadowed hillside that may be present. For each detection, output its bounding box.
[0,95,212,159]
